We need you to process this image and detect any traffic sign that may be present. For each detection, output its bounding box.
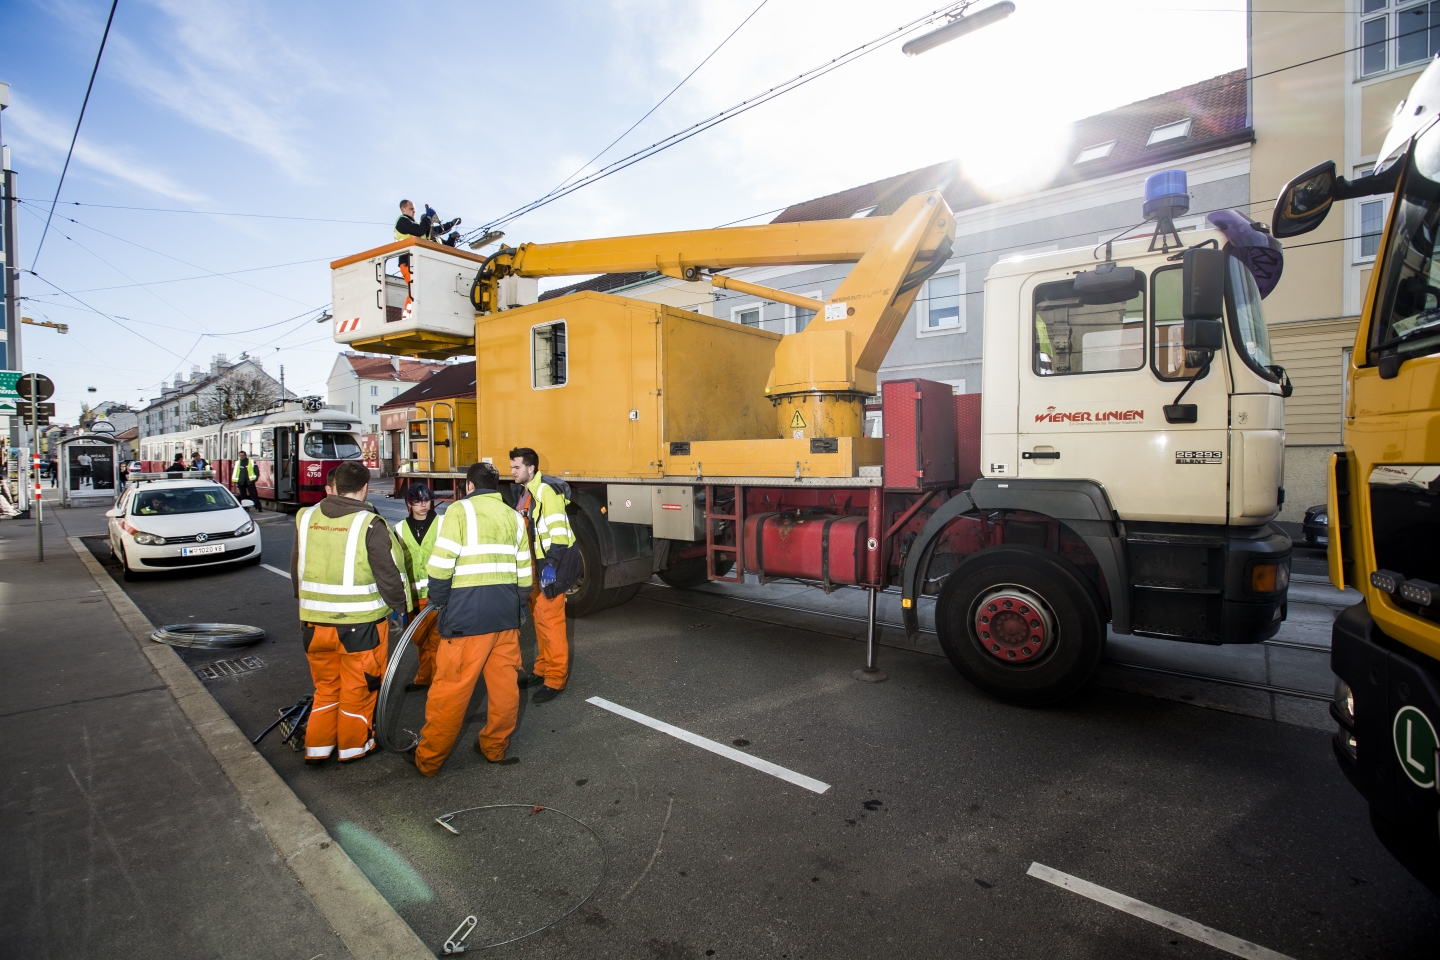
[17,373,55,402]
[1394,705,1438,788]
[0,371,21,401]
[13,402,56,417]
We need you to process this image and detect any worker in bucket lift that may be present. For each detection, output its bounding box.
[290,461,411,765]
[510,447,575,704]
[395,200,461,247]
[395,483,442,691]
[413,461,531,775]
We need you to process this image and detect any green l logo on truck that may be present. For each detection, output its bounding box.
[1393,705,1438,788]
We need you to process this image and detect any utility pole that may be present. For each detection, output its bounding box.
[1,82,22,457]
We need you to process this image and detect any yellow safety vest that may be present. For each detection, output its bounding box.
[427,493,532,590]
[232,460,256,482]
[296,506,406,624]
[395,516,440,601]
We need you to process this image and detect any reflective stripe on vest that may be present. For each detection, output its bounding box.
[297,506,399,623]
[233,460,256,481]
[426,493,532,588]
[525,478,573,555]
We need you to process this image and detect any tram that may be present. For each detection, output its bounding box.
[137,407,366,509]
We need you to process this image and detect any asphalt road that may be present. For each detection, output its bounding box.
[86,509,1438,960]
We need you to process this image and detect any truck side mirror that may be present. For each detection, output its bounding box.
[1271,161,1337,238]
[1183,318,1224,351]
[1182,247,1226,322]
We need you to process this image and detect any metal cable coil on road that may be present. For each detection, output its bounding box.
[150,622,266,649]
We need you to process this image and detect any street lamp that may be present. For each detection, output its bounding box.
[903,1,1015,56]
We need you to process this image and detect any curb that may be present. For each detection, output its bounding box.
[67,536,434,960]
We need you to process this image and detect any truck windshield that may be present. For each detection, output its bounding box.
[1372,134,1440,366]
[1227,253,1277,380]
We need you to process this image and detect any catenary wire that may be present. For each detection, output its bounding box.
[465,2,978,237]
[542,0,771,201]
[32,0,119,272]
[18,196,387,225]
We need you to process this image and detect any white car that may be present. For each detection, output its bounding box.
[107,479,262,580]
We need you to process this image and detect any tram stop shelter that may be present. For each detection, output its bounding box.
[59,430,120,508]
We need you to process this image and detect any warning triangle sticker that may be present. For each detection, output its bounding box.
[789,410,806,429]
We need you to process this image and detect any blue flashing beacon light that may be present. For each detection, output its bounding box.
[1143,170,1190,251]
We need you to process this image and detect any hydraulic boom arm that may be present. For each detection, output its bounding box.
[472,192,955,398]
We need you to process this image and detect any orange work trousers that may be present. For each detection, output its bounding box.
[410,597,437,685]
[528,584,569,690]
[414,629,522,776]
[303,621,388,762]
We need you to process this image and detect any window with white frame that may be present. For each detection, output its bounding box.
[917,270,965,336]
[1360,1,1440,76]
[1355,165,1387,261]
[1146,119,1192,146]
[790,291,822,333]
[733,304,762,328]
[1074,141,1115,164]
[369,385,378,395]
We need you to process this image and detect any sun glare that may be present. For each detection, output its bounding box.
[952,97,1072,201]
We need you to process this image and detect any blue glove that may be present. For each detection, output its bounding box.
[424,205,437,219]
[540,564,557,588]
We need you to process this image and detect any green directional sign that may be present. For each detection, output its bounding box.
[0,371,21,401]
[1393,704,1438,789]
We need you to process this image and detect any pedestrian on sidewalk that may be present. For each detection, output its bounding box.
[413,462,531,776]
[290,461,411,764]
[48,453,58,488]
[510,447,575,704]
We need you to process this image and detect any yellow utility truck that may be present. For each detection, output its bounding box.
[331,178,1294,704]
[1271,59,1440,894]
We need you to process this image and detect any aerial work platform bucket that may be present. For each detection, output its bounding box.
[329,238,536,359]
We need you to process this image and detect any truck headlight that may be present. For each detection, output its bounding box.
[1333,679,1354,726]
[1248,559,1290,594]
[1398,579,1437,607]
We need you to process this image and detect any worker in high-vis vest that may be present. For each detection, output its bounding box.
[232,450,260,512]
[413,461,531,776]
[509,446,573,704]
[289,461,411,764]
[395,482,441,689]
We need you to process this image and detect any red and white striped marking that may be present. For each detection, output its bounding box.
[335,317,362,335]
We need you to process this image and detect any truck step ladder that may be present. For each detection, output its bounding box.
[705,484,744,583]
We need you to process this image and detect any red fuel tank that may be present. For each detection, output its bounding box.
[743,512,869,586]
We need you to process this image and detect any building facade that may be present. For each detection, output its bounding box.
[136,355,290,442]
[326,352,451,445]
[1250,0,1428,519]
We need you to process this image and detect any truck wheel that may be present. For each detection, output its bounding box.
[934,544,1105,705]
[564,510,619,618]
[611,582,642,607]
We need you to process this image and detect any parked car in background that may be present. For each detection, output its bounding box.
[1302,504,1328,545]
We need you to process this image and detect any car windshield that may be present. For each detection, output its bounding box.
[131,486,238,515]
[1227,252,1277,380]
[303,431,362,459]
[1372,129,1440,365]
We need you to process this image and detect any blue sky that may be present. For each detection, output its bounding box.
[3,0,1247,423]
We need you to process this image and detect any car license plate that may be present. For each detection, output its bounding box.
[182,544,226,557]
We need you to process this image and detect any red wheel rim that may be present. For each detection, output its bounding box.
[974,592,1049,662]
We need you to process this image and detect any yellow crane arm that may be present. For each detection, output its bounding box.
[477,192,955,396]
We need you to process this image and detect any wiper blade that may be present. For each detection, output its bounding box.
[1374,311,1440,352]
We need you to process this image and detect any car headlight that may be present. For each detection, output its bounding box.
[133,531,167,545]
[234,520,255,536]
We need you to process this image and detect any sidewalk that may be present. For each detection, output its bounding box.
[0,502,427,959]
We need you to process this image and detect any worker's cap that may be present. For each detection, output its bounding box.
[405,483,433,504]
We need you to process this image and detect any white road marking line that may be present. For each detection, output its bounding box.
[261,564,291,579]
[1026,863,1295,960]
[586,696,831,794]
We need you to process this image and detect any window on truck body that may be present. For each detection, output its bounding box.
[1032,276,1145,376]
[532,320,568,389]
[1150,265,1208,381]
